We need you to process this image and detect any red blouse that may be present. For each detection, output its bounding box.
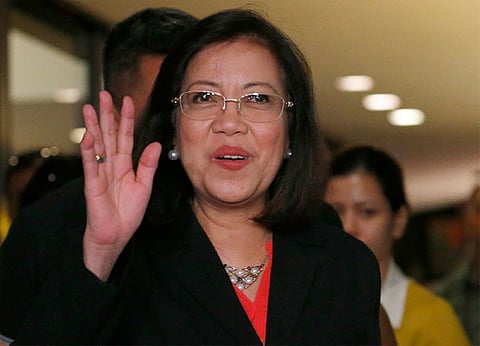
[232,241,273,344]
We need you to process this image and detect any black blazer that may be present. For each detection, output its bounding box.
[0,179,380,345]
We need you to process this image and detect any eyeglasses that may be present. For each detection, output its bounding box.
[171,90,294,123]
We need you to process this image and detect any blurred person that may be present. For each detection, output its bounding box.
[325,145,470,345]
[103,7,198,119]
[0,9,381,344]
[434,186,480,344]
[0,6,197,344]
[0,7,198,244]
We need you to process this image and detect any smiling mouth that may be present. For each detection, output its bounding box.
[217,155,247,160]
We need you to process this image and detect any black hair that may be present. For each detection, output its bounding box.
[136,8,328,232]
[103,8,198,108]
[329,145,408,213]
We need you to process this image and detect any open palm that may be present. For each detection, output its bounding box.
[80,91,161,280]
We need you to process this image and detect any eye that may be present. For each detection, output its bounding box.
[189,91,218,104]
[244,93,270,104]
[359,208,377,218]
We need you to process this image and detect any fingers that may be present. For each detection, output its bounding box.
[117,96,136,160]
[136,142,162,188]
[80,91,142,182]
[81,103,103,180]
[99,91,118,158]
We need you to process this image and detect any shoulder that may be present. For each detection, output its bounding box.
[276,221,380,277]
[402,280,469,344]
[287,221,376,258]
[7,177,85,233]
[1,177,86,261]
[407,280,444,304]
[406,279,457,315]
[404,279,464,327]
[17,177,85,219]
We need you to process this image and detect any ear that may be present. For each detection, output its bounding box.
[392,205,409,239]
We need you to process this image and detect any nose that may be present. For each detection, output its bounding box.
[212,99,248,135]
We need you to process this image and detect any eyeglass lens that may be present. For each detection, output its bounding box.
[179,91,287,122]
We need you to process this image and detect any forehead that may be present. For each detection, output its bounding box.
[328,171,385,200]
[182,37,284,91]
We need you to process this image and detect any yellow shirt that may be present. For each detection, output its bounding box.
[384,262,471,346]
[396,279,470,345]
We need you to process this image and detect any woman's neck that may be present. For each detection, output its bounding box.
[379,256,393,285]
[192,198,272,267]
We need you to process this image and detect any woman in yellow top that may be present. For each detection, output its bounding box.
[325,145,470,345]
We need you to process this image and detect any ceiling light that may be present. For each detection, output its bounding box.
[388,109,425,126]
[335,75,374,92]
[52,88,82,103]
[362,93,401,111]
[70,127,86,143]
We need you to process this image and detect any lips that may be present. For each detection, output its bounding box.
[211,146,251,170]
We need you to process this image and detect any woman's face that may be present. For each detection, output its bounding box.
[324,171,406,262]
[175,37,289,211]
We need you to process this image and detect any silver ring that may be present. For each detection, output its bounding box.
[95,154,105,163]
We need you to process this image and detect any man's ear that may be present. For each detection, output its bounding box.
[392,205,409,240]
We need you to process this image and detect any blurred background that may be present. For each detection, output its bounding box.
[0,0,478,280]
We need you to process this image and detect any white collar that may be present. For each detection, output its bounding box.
[381,259,409,329]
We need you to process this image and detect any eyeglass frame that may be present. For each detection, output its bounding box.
[171,90,294,123]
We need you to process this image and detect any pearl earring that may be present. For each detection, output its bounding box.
[168,148,179,160]
[285,148,293,159]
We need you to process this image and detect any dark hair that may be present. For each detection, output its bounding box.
[329,145,408,213]
[136,8,328,232]
[103,8,198,109]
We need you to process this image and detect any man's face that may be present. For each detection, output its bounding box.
[129,54,166,118]
[112,54,165,121]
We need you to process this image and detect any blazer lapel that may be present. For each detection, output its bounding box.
[143,214,261,345]
[266,232,326,345]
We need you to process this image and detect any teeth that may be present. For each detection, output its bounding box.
[219,155,246,160]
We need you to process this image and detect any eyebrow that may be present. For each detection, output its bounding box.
[184,80,281,94]
[185,80,218,91]
[244,82,280,94]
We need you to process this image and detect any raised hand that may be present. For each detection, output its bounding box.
[80,91,161,281]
